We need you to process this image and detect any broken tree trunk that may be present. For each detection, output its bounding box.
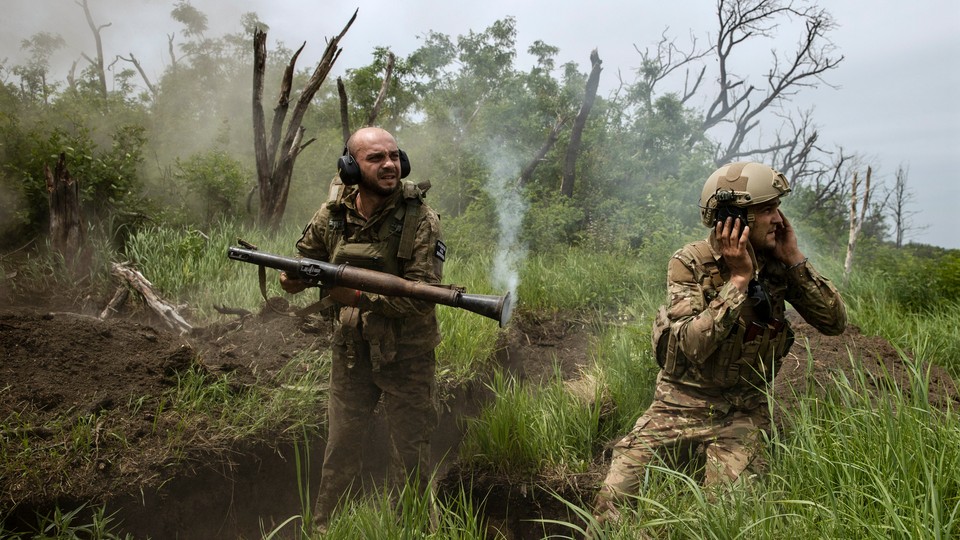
[45,152,87,267]
[517,116,567,188]
[365,51,395,127]
[337,77,351,145]
[252,10,357,228]
[844,166,871,278]
[561,49,602,198]
[99,285,130,319]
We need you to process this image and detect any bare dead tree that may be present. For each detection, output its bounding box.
[703,0,843,165]
[887,164,922,248]
[67,59,79,91]
[337,77,351,145]
[252,10,357,228]
[115,53,157,99]
[561,49,602,198]
[366,52,396,126]
[767,109,818,181]
[633,29,710,107]
[76,0,110,103]
[167,33,178,72]
[844,165,871,277]
[797,146,855,213]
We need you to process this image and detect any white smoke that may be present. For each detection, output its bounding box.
[482,146,528,301]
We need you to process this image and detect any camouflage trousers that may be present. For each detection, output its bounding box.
[595,388,769,516]
[313,338,439,527]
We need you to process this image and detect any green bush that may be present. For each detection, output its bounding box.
[855,242,960,312]
[173,149,251,226]
[0,119,147,248]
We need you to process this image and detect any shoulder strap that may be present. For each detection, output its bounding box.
[397,180,430,260]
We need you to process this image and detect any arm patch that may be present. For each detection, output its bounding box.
[434,240,447,261]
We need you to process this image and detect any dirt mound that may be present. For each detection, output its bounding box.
[1,310,191,418]
[775,313,959,422]
[0,304,329,515]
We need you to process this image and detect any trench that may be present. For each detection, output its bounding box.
[95,376,494,539]
[4,319,596,539]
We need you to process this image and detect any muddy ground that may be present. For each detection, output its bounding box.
[1,295,957,539]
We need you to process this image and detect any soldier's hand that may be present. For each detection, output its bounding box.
[716,217,752,292]
[773,211,805,266]
[279,271,309,294]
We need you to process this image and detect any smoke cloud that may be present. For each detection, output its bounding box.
[482,144,528,300]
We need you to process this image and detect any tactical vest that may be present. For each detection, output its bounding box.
[324,178,429,275]
[652,240,795,390]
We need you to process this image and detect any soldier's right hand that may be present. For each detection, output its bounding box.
[716,217,752,292]
[279,271,309,294]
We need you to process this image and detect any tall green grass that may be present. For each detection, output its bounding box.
[435,252,504,384]
[123,220,301,320]
[759,349,960,539]
[459,366,603,477]
[0,503,134,540]
[591,318,661,440]
[842,270,960,378]
[165,348,330,439]
[261,469,491,540]
[517,247,664,312]
[455,316,660,480]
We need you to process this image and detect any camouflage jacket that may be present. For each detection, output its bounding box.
[654,234,846,410]
[296,180,445,362]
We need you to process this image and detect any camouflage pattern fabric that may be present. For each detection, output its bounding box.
[595,233,845,520]
[598,377,768,502]
[296,182,445,526]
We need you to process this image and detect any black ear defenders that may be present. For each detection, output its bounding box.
[337,147,411,185]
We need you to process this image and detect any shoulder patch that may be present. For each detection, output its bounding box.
[434,240,447,261]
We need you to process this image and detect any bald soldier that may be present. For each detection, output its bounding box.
[593,162,846,526]
[280,127,445,531]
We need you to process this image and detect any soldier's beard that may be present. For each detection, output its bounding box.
[361,174,399,197]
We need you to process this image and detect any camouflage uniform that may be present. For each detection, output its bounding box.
[296,179,445,526]
[597,233,845,512]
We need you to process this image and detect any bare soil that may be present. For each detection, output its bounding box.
[1,296,957,539]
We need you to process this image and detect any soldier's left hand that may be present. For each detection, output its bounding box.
[773,211,804,266]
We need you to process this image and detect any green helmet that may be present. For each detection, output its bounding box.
[699,161,791,227]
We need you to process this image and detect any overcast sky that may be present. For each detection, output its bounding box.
[3,1,959,249]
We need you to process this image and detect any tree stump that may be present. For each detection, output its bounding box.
[45,152,87,267]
